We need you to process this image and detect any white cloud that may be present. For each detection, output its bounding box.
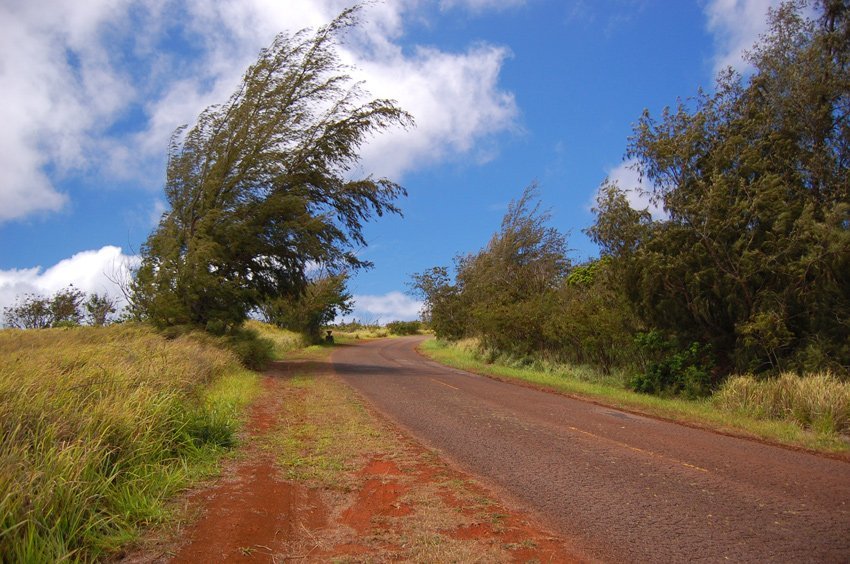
[0,0,519,223]
[0,0,133,221]
[0,246,139,319]
[703,0,783,73]
[596,159,665,220]
[346,291,423,323]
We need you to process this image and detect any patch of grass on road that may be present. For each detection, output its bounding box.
[271,372,385,489]
[265,349,570,561]
[419,338,850,455]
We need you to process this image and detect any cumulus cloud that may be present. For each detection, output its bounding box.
[0,246,138,318]
[346,291,423,323]
[0,0,519,223]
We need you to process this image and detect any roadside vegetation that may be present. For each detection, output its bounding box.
[420,339,850,453]
[411,2,849,447]
[0,324,263,561]
[1,8,411,561]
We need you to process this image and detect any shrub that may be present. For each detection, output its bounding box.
[386,320,422,335]
[630,332,714,398]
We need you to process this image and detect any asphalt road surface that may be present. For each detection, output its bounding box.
[332,336,850,563]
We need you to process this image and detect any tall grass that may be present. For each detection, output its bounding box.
[714,373,850,435]
[0,324,261,561]
[243,320,306,359]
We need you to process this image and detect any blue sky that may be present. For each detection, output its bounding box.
[0,0,785,323]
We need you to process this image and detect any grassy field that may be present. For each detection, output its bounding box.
[420,338,850,455]
[0,324,262,561]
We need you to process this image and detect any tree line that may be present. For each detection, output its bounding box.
[3,286,116,328]
[412,1,849,397]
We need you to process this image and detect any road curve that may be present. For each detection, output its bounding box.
[332,336,850,563]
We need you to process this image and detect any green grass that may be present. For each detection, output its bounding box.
[270,372,385,489]
[0,324,262,561]
[420,338,850,455]
[243,320,307,359]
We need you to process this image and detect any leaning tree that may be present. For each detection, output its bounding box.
[131,7,412,331]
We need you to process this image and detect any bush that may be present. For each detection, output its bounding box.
[386,320,422,335]
[219,328,275,371]
[629,332,714,398]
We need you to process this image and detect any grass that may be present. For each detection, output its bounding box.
[270,372,386,489]
[243,320,307,359]
[715,372,850,435]
[0,324,262,561]
[264,349,567,562]
[420,338,850,455]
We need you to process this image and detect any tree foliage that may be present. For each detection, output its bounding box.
[260,272,352,342]
[416,1,849,395]
[593,0,850,375]
[130,7,411,332]
[2,287,114,329]
[412,185,571,357]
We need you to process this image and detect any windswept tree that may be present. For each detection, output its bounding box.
[594,0,850,375]
[412,184,570,356]
[131,7,412,332]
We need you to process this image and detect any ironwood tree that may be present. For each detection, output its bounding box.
[131,7,412,332]
[591,0,850,375]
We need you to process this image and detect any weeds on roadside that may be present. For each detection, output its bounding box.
[0,324,261,561]
[714,373,850,435]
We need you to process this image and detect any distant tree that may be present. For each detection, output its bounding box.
[412,185,570,356]
[49,286,85,327]
[261,273,353,342]
[3,286,86,328]
[84,293,117,326]
[3,294,52,329]
[408,265,468,340]
[459,184,570,356]
[131,6,411,332]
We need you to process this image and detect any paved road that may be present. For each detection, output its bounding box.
[332,337,850,563]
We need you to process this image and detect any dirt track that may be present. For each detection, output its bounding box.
[333,336,850,563]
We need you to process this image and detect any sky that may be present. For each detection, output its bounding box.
[0,0,788,324]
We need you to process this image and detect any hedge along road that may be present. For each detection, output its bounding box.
[332,336,850,563]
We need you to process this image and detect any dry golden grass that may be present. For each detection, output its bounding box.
[714,372,850,434]
[0,324,261,561]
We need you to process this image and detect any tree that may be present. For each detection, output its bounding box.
[596,0,850,375]
[409,265,468,340]
[413,184,570,357]
[131,6,412,332]
[3,294,52,329]
[461,184,570,357]
[261,273,352,342]
[3,286,85,329]
[84,293,117,326]
[49,286,85,327]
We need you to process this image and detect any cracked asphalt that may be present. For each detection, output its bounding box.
[332,336,850,563]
